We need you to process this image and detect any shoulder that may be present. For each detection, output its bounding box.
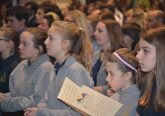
[120,85,140,105]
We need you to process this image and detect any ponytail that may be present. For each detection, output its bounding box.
[71,27,93,72]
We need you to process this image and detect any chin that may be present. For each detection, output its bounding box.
[20,56,26,60]
[140,67,151,72]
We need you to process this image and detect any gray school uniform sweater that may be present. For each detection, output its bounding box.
[0,54,53,112]
[36,56,94,116]
[111,84,140,116]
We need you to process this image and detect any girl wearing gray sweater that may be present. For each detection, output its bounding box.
[24,21,94,116]
[105,48,140,116]
[0,28,53,114]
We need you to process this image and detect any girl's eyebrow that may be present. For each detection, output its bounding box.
[140,46,150,49]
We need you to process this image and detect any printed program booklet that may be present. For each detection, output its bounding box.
[57,77,123,116]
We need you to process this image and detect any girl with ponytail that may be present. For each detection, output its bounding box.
[24,21,93,116]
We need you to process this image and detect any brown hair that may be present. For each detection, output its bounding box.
[137,26,165,111]
[24,27,47,54]
[101,19,123,52]
[51,21,92,71]
[0,27,19,52]
[105,48,137,83]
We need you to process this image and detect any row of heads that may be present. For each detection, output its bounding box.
[1,21,165,72]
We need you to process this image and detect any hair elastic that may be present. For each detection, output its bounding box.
[113,52,137,72]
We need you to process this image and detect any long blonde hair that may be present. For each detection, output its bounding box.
[51,21,92,72]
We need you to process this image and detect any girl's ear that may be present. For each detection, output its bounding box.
[62,39,70,49]
[38,45,43,54]
[124,71,132,81]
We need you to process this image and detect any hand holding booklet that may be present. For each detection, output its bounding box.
[57,77,123,116]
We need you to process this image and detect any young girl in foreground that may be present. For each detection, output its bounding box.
[136,26,165,115]
[25,21,94,116]
[105,48,139,116]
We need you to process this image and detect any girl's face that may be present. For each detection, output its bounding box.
[1,5,7,16]
[94,22,110,49]
[106,61,130,91]
[38,18,49,31]
[123,34,133,49]
[35,8,45,24]
[45,27,67,58]
[19,31,40,61]
[136,39,156,72]
[0,31,9,53]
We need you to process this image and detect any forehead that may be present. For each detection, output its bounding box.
[26,4,31,8]
[139,38,154,48]
[48,26,61,36]
[96,21,106,28]
[37,8,44,13]
[1,5,7,9]
[20,31,34,41]
[106,61,119,70]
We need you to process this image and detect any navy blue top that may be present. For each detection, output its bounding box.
[91,57,102,86]
[0,54,19,93]
[137,105,165,116]
[137,82,165,116]
[54,59,67,75]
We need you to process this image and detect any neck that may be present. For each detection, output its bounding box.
[56,53,70,64]
[122,82,132,91]
[102,42,111,52]
[28,53,41,65]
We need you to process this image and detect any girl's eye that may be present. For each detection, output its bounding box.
[108,72,113,76]
[98,29,103,33]
[135,50,139,54]
[143,49,149,54]
[48,36,53,41]
[105,71,108,75]
[23,42,29,47]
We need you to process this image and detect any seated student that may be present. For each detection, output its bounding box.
[24,1,39,27]
[0,27,53,116]
[105,48,140,116]
[35,2,63,25]
[38,12,60,32]
[136,26,165,116]
[0,27,20,93]
[24,21,94,116]
[6,6,28,35]
[122,23,141,50]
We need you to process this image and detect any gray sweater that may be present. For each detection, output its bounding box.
[111,84,140,116]
[0,54,53,112]
[36,56,94,116]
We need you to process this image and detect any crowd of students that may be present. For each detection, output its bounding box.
[0,0,165,116]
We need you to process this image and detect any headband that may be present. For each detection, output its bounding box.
[113,52,137,72]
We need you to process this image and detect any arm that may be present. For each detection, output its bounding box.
[0,69,51,112]
[25,107,81,116]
